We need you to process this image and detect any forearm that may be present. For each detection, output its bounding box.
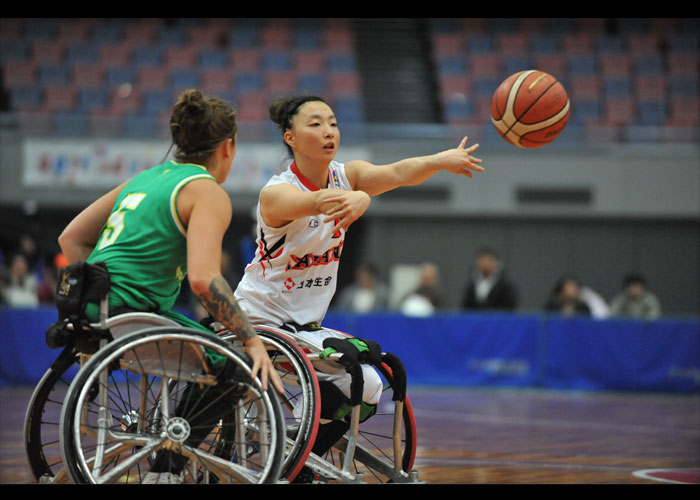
[349,137,483,195]
[384,155,442,188]
[348,155,441,196]
[194,275,258,343]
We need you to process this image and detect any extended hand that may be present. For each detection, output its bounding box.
[436,136,484,177]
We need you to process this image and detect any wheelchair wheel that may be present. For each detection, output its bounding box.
[59,327,286,484]
[254,328,321,482]
[24,347,79,483]
[220,327,321,482]
[320,360,418,483]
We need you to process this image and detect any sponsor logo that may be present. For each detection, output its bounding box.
[286,242,343,271]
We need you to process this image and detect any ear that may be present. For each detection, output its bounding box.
[283,129,295,149]
[219,137,235,159]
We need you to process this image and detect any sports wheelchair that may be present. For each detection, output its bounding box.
[24,262,286,484]
[219,323,423,484]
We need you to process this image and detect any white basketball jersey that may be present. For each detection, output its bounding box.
[234,160,352,326]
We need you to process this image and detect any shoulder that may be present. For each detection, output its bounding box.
[180,176,231,217]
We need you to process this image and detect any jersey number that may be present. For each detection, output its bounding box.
[97,193,147,250]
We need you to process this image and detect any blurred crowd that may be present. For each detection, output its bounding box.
[1,235,663,322]
[0,233,67,308]
[334,246,662,321]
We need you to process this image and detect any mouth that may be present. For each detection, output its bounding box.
[323,143,336,151]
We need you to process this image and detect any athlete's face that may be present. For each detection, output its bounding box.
[285,101,339,163]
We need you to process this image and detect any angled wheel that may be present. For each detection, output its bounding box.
[59,327,286,484]
[24,347,80,483]
[221,327,321,482]
[312,359,418,483]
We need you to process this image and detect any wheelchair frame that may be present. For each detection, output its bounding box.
[25,270,287,484]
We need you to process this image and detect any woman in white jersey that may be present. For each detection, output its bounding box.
[234,96,483,472]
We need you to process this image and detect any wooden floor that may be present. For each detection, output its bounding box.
[1,384,698,485]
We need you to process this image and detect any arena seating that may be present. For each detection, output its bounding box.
[430,18,699,140]
[1,18,698,142]
[0,18,363,134]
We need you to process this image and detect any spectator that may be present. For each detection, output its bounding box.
[544,275,591,317]
[335,263,389,313]
[609,273,661,320]
[3,253,39,307]
[461,247,518,311]
[400,262,446,316]
[37,252,68,305]
[579,284,610,319]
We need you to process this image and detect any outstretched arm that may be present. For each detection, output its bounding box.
[345,136,483,196]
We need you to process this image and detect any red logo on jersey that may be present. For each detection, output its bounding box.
[284,277,296,290]
[286,242,343,271]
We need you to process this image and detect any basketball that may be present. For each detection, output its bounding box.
[491,70,570,148]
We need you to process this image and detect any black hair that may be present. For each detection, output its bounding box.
[268,95,329,156]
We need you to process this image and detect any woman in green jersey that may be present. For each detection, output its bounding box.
[58,89,282,393]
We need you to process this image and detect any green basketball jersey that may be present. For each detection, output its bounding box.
[87,161,217,314]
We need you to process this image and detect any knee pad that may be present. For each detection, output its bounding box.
[318,381,376,423]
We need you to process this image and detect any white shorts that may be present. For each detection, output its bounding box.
[280,326,383,407]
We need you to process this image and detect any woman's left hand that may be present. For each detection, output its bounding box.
[435,136,484,178]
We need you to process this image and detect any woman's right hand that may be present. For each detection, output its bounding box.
[319,189,371,234]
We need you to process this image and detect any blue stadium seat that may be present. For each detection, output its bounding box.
[668,76,699,97]
[234,73,264,92]
[603,76,632,96]
[595,35,626,54]
[530,35,561,54]
[229,25,260,47]
[170,70,200,90]
[65,43,98,65]
[132,46,163,67]
[568,56,598,76]
[466,34,494,53]
[0,39,30,62]
[293,29,322,49]
[105,67,135,88]
[263,51,292,71]
[142,89,174,116]
[571,99,601,124]
[633,55,665,76]
[436,56,467,74]
[328,54,356,72]
[9,86,42,111]
[38,64,70,85]
[77,88,109,113]
[502,55,531,75]
[199,49,228,69]
[637,99,667,125]
[297,74,327,94]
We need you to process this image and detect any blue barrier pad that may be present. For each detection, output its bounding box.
[2,307,699,393]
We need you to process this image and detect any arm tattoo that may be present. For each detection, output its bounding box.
[197,275,257,342]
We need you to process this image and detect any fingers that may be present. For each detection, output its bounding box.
[249,358,264,391]
[249,357,284,394]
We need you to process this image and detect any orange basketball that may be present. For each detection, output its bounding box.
[491,70,570,148]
